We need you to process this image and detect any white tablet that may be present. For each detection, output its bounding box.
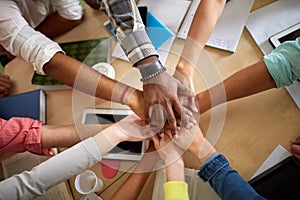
[269,22,300,48]
[82,108,146,161]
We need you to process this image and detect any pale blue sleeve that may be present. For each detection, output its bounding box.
[264,37,300,88]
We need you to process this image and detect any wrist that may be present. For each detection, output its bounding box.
[93,125,122,155]
[196,90,211,113]
[176,58,194,78]
[192,139,216,164]
[128,90,145,119]
[166,158,185,182]
[138,60,166,82]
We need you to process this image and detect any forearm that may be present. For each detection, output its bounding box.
[111,143,158,200]
[41,124,111,149]
[176,0,225,79]
[36,12,83,39]
[188,0,226,47]
[196,61,276,113]
[166,158,185,182]
[43,52,138,105]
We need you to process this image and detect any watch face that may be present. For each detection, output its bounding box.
[92,62,115,79]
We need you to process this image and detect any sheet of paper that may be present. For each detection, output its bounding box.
[246,0,300,55]
[138,0,191,33]
[177,0,201,39]
[205,0,254,52]
[250,145,291,179]
[246,0,300,109]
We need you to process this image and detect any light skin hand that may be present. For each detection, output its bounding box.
[291,136,300,161]
[174,124,216,164]
[93,114,156,155]
[152,134,185,182]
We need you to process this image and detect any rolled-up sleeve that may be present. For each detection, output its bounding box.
[52,0,83,20]
[100,0,158,65]
[0,117,51,156]
[264,37,300,88]
[0,2,63,75]
[164,181,189,200]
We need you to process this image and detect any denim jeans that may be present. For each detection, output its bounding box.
[198,153,266,200]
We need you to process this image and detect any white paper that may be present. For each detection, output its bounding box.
[246,0,300,55]
[138,0,191,33]
[246,0,300,109]
[177,0,201,39]
[250,145,291,179]
[205,0,254,52]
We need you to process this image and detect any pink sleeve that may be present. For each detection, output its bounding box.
[0,117,51,156]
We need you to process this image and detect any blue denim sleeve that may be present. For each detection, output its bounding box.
[198,152,266,200]
[264,37,300,88]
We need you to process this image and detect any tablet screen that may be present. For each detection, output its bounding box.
[82,108,146,161]
[249,156,300,200]
[269,23,300,48]
[278,28,300,44]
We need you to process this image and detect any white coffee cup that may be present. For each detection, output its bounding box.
[92,62,115,79]
[75,170,104,195]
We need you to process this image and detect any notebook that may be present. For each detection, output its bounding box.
[0,89,46,123]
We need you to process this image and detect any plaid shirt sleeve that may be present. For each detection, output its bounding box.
[99,0,158,65]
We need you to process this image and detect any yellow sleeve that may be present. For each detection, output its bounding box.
[164,181,189,200]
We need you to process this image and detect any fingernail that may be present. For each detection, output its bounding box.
[185,123,192,129]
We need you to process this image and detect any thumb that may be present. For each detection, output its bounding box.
[291,136,300,144]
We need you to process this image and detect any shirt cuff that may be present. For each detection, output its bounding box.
[119,31,158,65]
[164,181,189,200]
[264,53,294,88]
[198,152,229,182]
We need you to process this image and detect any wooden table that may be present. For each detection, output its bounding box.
[4,0,300,199]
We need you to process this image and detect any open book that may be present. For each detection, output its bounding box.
[151,167,220,200]
[1,152,74,200]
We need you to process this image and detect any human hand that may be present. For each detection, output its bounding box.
[152,133,184,164]
[291,136,300,161]
[0,74,11,98]
[114,114,157,142]
[174,123,216,164]
[127,89,146,120]
[173,66,198,114]
[143,71,195,135]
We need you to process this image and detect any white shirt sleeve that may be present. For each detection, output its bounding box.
[0,137,102,200]
[52,0,83,20]
[0,1,63,75]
